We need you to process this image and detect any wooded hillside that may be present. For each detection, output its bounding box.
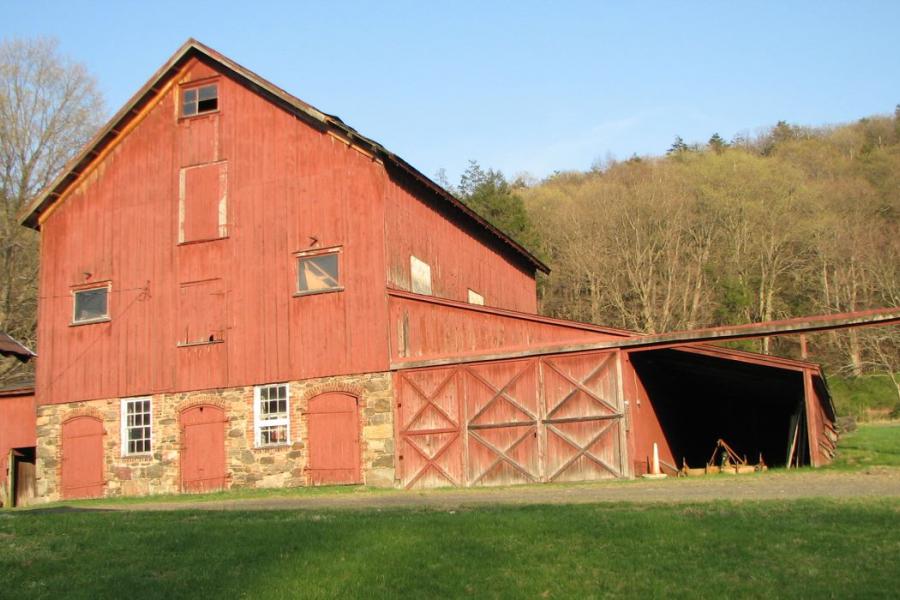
[517,111,900,383]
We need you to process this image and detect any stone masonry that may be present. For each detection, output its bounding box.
[34,372,395,502]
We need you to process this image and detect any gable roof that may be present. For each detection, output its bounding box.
[19,39,549,274]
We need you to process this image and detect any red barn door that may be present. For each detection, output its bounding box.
[61,417,104,499]
[180,405,227,492]
[307,393,361,485]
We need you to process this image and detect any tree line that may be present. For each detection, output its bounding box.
[451,114,899,398]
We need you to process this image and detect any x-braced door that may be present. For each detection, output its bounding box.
[394,350,627,489]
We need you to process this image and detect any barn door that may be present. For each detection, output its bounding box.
[395,368,464,489]
[541,353,626,482]
[61,417,105,499]
[180,405,227,492]
[307,393,361,485]
[464,360,541,486]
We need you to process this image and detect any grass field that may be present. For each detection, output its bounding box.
[830,421,900,469]
[829,374,900,420]
[3,422,898,598]
[2,499,898,599]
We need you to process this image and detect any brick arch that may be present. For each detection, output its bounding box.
[295,383,365,408]
[61,406,105,425]
[175,394,230,415]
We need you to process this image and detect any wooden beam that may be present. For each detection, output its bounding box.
[391,307,900,370]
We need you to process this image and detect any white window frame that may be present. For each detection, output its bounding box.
[120,396,152,457]
[72,283,111,325]
[254,383,291,447]
[410,255,432,295]
[467,289,484,305]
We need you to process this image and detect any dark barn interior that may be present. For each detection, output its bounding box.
[631,349,810,469]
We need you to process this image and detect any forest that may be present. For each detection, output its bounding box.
[0,39,898,413]
[448,112,900,409]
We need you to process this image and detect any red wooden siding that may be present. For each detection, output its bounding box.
[394,350,627,489]
[620,353,677,475]
[389,291,626,364]
[384,175,538,313]
[306,392,361,485]
[61,416,104,499]
[35,57,394,405]
[180,404,227,492]
[0,391,36,490]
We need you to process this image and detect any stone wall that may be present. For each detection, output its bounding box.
[34,371,395,502]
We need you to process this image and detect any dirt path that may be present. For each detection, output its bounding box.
[106,468,900,512]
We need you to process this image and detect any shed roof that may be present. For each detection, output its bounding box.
[0,332,35,362]
[18,39,549,274]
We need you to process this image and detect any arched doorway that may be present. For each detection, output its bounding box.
[180,404,227,492]
[307,392,361,485]
[61,416,104,499]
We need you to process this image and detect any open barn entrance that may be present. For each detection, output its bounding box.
[630,349,809,470]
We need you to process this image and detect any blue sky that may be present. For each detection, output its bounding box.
[4,1,899,183]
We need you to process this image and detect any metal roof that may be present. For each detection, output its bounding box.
[18,39,549,274]
[0,332,35,362]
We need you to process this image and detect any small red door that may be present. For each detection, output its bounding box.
[307,393,361,485]
[180,405,227,492]
[61,417,104,499]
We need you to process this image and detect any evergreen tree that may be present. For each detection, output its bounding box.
[708,133,728,154]
[456,160,539,252]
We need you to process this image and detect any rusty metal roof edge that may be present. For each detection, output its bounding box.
[390,307,900,371]
[0,331,36,359]
[19,39,550,274]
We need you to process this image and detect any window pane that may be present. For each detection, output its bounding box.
[183,88,197,103]
[198,84,217,100]
[74,288,108,322]
[298,254,340,292]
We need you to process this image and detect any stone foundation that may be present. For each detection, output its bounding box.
[34,372,395,502]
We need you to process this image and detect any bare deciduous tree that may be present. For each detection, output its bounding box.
[0,37,104,384]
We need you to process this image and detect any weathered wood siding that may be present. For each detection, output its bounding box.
[394,350,629,489]
[0,391,36,489]
[36,57,391,405]
[388,291,625,364]
[384,173,538,313]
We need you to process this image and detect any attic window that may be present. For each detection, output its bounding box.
[182,83,218,117]
[295,248,342,296]
[467,289,484,306]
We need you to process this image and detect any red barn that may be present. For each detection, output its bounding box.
[20,41,836,500]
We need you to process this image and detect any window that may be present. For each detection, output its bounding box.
[410,255,432,295]
[296,248,341,295]
[182,83,218,117]
[467,289,484,305]
[254,384,290,447]
[73,286,109,324]
[121,397,152,456]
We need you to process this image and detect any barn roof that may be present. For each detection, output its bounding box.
[18,39,550,274]
[0,332,35,362]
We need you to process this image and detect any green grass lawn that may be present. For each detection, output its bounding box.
[830,421,900,469]
[2,499,899,599]
[829,374,899,420]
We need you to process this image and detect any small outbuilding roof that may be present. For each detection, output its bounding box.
[0,332,35,362]
[18,39,549,274]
